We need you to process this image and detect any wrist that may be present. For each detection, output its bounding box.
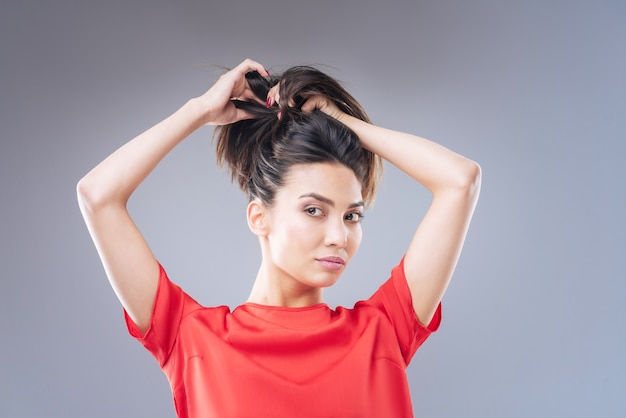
[337,113,363,130]
[185,97,214,127]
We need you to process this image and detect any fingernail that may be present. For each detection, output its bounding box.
[265,68,270,76]
[266,97,273,108]
[277,111,282,120]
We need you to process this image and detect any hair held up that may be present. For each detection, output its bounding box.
[214,66,383,207]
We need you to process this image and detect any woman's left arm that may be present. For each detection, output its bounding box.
[302,97,481,325]
[346,115,481,325]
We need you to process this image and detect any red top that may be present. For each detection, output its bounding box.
[125,259,441,418]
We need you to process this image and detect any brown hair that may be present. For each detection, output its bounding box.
[214,66,382,207]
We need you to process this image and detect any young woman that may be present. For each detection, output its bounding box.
[77,58,481,417]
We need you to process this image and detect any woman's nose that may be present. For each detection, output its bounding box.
[324,219,348,248]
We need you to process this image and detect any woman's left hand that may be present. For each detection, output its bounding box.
[301,95,347,122]
[266,84,347,122]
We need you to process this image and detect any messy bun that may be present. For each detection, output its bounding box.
[214,66,382,207]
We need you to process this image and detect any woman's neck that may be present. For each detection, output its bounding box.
[247,262,323,307]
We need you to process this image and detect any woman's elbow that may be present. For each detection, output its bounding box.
[454,159,482,196]
[76,175,112,214]
[465,160,482,192]
[76,176,96,213]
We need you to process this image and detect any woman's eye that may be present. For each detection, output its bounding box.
[345,212,364,222]
[305,207,323,216]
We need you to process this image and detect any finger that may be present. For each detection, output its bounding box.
[233,58,269,78]
[237,88,266,105]
[235,108,255,121]
[267,83,297,108]
[267,84,280,106]
[301,95,325,113]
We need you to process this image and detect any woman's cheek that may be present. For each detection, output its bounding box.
[345,224,362,257]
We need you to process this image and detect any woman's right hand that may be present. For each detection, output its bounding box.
[197,58,269,126]
[77,58,267,334]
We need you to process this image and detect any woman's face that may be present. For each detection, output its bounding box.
[264,162,364,291]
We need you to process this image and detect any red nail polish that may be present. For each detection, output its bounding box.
[266,97,272,108]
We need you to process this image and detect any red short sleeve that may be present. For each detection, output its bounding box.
[361,257,442,365]
[124,263,201,366]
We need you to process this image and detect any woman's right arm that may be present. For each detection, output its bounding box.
[77,59,268,334]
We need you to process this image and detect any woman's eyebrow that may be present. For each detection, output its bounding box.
[298,193,364,209]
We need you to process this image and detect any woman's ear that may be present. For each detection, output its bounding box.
[247,199,269,237]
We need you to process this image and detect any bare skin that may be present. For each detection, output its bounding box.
[77,59,269,333]
[269,86,482,325]
[246,162,364,307]
[78,58,480,336]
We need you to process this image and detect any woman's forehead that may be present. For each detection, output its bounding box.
[279,163,363,202]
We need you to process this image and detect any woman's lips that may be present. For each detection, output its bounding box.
[316,256,346,271]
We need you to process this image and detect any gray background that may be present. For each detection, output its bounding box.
[1,1,624,417]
